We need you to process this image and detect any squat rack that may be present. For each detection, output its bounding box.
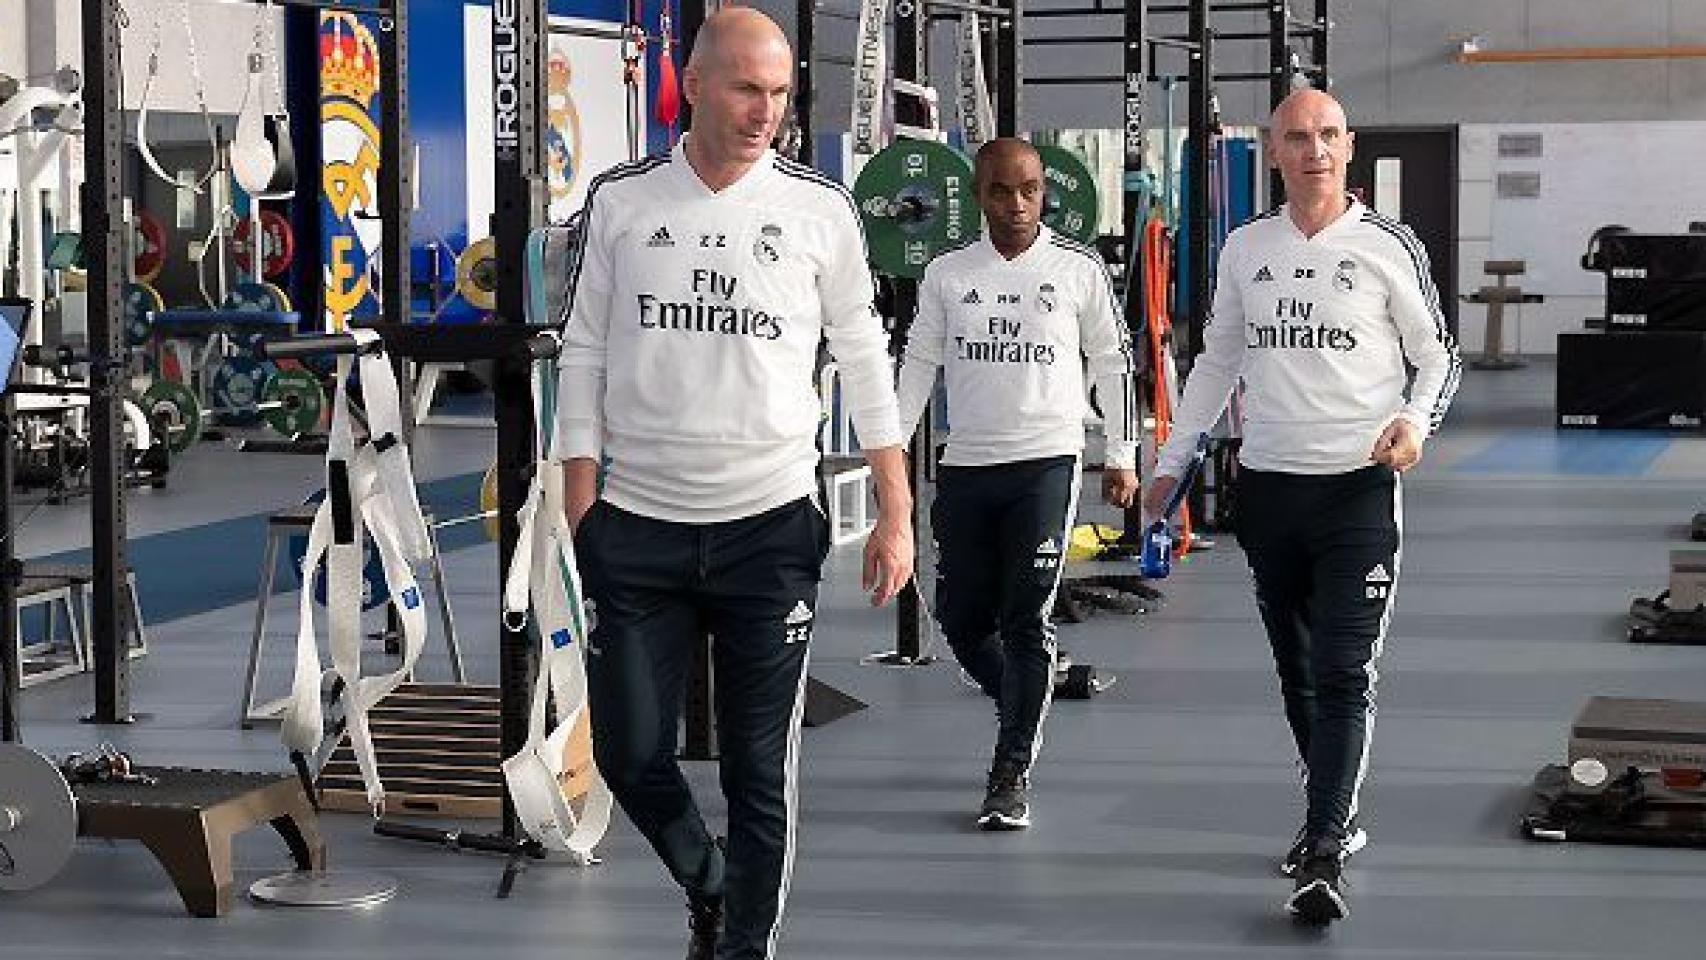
[49,0,404,730]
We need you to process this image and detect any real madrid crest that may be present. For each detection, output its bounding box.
[1333,258,1357,293]
[1037,282,1057,313]
[754,223,785,265]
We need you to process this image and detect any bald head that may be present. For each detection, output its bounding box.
[974,137,1045,254]
[1265,87,1354,205]
[682,6,794,181]
[687,7,792,75]
[1269,87,1349,133]
[974,138,1041,184]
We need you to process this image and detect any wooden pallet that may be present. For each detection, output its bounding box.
[317,682,593,819]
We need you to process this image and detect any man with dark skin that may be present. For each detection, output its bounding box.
[555,9,913,958]
[897,138,1139,829]
[1144,88,1459,924]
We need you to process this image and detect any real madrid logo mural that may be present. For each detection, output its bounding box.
[319,12,383,333]
[546,48,585,209]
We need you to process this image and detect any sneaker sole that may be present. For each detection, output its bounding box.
[977,810,1031,831]
[1285,879,1349,924]
[1278,828,1367,878]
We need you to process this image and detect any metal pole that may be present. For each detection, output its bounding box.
[798,0,815,163]
[1186,0,1212,363]
[995,1,1021,135]
[1267,0,1287,205]
[1314,0,1330,88]
[1119,0,1150,539]
[379,1,411,327]
[82,0,133,724]
[491,0,549,837]
[1,399,17,742]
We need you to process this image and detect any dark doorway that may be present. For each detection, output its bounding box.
[1346,127,1459,335]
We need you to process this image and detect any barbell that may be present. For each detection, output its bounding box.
[139,368,327,454]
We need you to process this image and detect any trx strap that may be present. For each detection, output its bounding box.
[281,330,435,814]
[136,0,220,195]
[497,230,613,861]
[622,0,646,163]
[498,357,613,861]
[952,14,995,154]
[850,0,890,175]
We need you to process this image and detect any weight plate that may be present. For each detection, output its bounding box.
[853,139,980,280]
[249,869,399,909]
[456,237,499,312]
[0,744,78,892]
[230,210,297,280]
[289,491,391,611]
[123,282,164,348]
[209,355,276,422]
[132,208,167,282]
[260,368,326,438]
[140,379,203,454]
[1036,145,1100,244]
[223,281,293,313]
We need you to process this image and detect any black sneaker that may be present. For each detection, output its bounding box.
[978,760,1031,831]
[1285,842,1350,925]
[686,891,723,960]
[1279,822,1367,877]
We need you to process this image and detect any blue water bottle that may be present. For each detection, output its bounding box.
[1140,434,1211,580]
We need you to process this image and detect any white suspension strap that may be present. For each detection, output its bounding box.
[232,6,278,196]
[497,337,613,861]
[953,13,996,154]
[849,0,890,176]
[281,330,435,815]
[136,0,220,195]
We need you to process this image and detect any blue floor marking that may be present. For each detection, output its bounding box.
[38,471,486,624]
[1453,431,1672,476]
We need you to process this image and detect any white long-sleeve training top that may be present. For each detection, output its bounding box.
[895,225,1140,469]
[553,142,904,523]
[1156,198,1462,477]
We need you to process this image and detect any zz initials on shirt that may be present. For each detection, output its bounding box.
[698,233,729,248]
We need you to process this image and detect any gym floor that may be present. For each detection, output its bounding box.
[8,359,1706,958]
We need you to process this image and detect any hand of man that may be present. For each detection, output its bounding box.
[1141,474,1179,522]
[563,459,600,531]
[1103,468,1139,508]
[1371,417,1424,473]
[863,512,915,607]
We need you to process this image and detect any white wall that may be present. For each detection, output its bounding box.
[1456,120,1706,356]
[121,0,286,113]
[0,1,27,80]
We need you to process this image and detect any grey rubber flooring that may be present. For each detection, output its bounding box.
[6,359,1706,958]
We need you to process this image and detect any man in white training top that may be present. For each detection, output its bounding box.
[1144,88,1460,926]
[554,10,913,959]
[896,138,1140,832]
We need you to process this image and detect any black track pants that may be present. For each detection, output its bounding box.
[931,455,1080,773]
[576,497,827,960]
[1234,465,1402,842]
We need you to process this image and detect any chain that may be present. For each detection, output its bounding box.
[262,0,287,118]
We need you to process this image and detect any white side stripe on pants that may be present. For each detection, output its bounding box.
[1343,472,1402,834]
[763,649,813,959]
[1026,457,1084,774]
